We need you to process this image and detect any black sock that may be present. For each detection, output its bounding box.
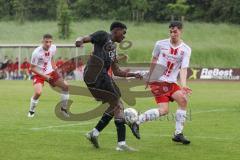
[114,119,126,142]
[95,113,113,132]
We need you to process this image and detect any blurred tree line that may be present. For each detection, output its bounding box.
[0,0,239,24]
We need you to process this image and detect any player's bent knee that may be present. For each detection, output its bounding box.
[179,97,188,108]
[162,108,169,115]
[159,107,169,115]
[34,91,42,98]
[62,85,69,91]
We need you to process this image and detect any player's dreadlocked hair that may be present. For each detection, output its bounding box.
[169,21,183,29]
[110,22,127,31]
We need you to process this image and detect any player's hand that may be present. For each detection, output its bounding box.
[75,37,84,47]
[182,87,192,95]
[75,40,83,47]
[45,76,56,87]
[134,73,143,79]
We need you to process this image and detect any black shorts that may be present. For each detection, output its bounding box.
[84,74,121,102]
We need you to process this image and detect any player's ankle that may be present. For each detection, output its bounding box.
[118,141,126,146]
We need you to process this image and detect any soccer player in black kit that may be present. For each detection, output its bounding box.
[75,22,142,151]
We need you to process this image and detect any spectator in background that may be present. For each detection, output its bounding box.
[3,56,9,64]
[64,57,68,61]
[55,57,64,78]
[21,57,31,80]
[2,56,10,79]
[77,58,84,69]
[64,58,75,80]
[74,58,84,80]
[56,57,64,68]
[13,57,19,79]
[0,56,9,79]
[7,59,14,80]
[63,57,69,78]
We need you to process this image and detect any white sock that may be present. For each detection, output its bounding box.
[6,72,9,80]
[138,108,160,124]
[175,109,187,135]
[118,141,126,146]
[92,128,100,137]
[29,97,39,112]
[60,91,69,109]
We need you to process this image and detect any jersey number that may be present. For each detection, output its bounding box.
[164,48,178,76]
[164,61,174,77]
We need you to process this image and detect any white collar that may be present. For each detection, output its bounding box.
[168,39,183,49]
[41,45,51,52]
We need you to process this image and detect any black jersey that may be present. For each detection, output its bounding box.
[84,30,117,84]
[83,31,121,100]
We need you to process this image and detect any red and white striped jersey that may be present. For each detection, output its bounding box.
[31,45,56,74]
[152,39,191,83]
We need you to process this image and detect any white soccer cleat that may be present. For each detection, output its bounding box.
[116,144,138,152]
[85,131,100,148]
[27,111,35,118]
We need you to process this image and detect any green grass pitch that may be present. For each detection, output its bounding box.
[0,80,239,160]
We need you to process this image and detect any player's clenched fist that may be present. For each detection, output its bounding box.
[134,73,143,79]
[75,37,84,47]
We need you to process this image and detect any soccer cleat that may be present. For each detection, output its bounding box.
[172,133,191,144]
[27,111,35,118]
[128,122,140,139]
[116,144,138,152]
[85,131,100,148]
[60,107,70,118]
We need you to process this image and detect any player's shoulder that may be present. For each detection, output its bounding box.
[32,46,43,55]
[50,44,56,49]
[50,44,57,51]
[181,42,191,52]
[90,30,110,44]
[96,30,108,34]
[155,39,169,46]
[92,30,108,36]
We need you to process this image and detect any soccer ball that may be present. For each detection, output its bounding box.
[124,108,138,124]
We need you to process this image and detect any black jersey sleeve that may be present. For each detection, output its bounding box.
[90,30,108,45]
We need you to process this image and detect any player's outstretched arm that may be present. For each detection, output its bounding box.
[180,68,192,94]
[111,62,142,79]
[180,68,187,87]
[145,56,158,89]
[75,36,91,47]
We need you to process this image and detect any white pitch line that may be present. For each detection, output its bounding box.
[30,109,239,132]
[47,129,238,141]
[30,121,95,131]
[29,108,238,131]
[149,134,235,140]
[192,108,238,115]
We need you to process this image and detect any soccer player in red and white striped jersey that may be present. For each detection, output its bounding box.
[28,34,69,118]
[138,21,192,144]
